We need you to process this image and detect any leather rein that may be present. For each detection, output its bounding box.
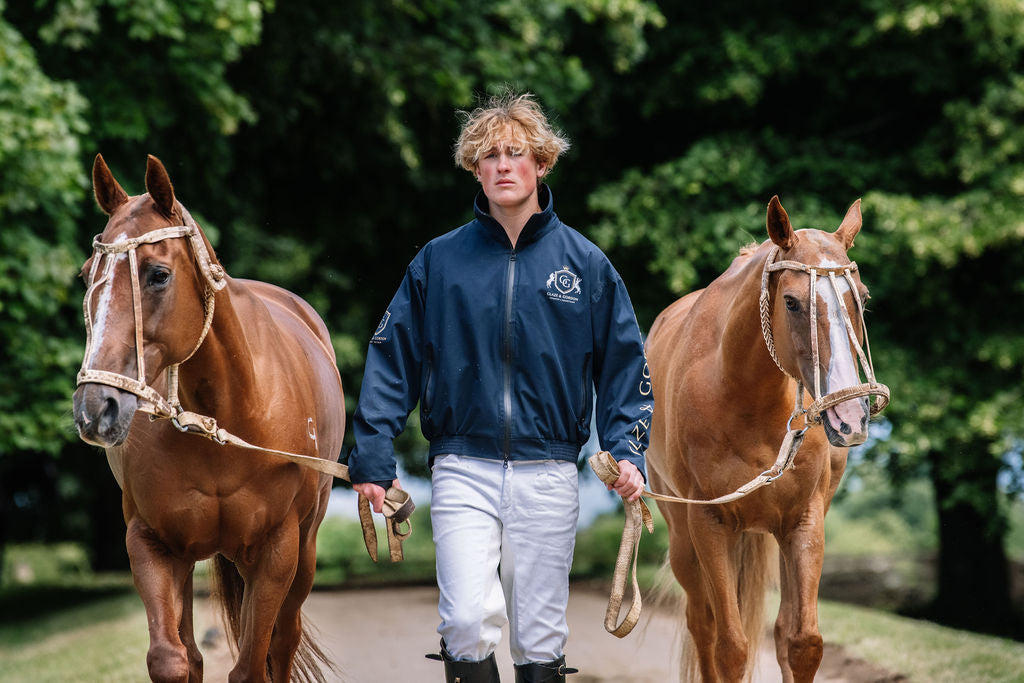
[77,213,412,562]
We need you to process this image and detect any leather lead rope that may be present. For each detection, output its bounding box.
[163,409,413,563]
[587,425,808,638]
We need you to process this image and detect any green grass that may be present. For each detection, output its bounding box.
[819,598,1024,682]
[0,588,149,682]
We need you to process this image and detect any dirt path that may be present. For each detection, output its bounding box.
[195,585,902,682]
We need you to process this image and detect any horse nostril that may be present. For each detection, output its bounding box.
[98,396,120,434]
[839,422,852,435]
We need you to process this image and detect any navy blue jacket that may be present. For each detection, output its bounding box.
[348,186,652,483]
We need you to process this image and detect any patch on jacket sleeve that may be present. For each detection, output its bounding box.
[371,310,391,343]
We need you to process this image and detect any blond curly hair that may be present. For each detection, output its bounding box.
[454,91,570,174]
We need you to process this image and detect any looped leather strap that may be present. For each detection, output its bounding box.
[588,429,808,638]
[360,487,415,563]
[588,453,654,638]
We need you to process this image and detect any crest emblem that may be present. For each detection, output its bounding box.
[547,266,582,295]
[374,310,391,336]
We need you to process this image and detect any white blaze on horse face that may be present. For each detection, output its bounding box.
[818,259,867,433]
[87,233,129,368]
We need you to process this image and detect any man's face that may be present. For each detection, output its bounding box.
[476,143,546,213]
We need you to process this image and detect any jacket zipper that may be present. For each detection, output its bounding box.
[502,251,517,467]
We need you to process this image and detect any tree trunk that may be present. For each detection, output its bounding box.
[927,446,1022,638]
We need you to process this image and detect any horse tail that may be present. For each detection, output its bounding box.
[737,531,779,682]
[210,554,244,653]
[289,619,334,683]
[671,533,778,683]
[210,554,334,683]
[648,558,696,682]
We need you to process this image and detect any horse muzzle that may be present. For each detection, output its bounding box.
[73,383,139,447]
[821,395,869,447]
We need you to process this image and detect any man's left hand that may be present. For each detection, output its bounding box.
[608,459,645,502]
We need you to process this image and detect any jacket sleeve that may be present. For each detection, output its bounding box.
[590,256,653,480]
[348,258,426,484]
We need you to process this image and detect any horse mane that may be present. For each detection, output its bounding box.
[738,241,760,257]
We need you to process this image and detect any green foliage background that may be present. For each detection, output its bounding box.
[1,0,1022,632]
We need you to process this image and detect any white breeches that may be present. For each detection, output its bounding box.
[431,454,580,664]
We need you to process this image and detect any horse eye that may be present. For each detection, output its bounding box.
[784,296,800,312]
[147,267,171,289]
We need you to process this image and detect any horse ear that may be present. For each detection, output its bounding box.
[145,154,176,217]
[835,198,862,249]
[92,154,129,215]
[766,195,796,250]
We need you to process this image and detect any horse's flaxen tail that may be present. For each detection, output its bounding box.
[210,554,333,683]
[211,554,244,650]
[737,532,779,682]
[674,533,779,683]
[288,621,334,683]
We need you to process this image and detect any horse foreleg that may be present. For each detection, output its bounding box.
[126,518,193,683]
[775,504,826,683]
[179,571,204,682]
[687,507,746,682]
[231,521,300,683]
[661,503,718,683]
[774,549,796,683]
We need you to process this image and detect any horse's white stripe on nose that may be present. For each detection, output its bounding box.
[87,234,128,367]
[818,259,864,429]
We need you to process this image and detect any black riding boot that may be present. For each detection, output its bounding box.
[426,639,501,683]
[513,656,578,682]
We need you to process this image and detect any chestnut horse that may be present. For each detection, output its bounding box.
[645,196,887,682]
[72,155,344,682]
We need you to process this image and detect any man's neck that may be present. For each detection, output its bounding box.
[491,196,540,249]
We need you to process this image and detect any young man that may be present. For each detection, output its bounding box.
[349,92,650,683]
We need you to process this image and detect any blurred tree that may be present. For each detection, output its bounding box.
[0,0,274,571]
[586,0,1024,635]
[0,0,89,574]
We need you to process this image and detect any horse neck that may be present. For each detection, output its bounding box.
[718,247,793,412]
[176,281,259,415]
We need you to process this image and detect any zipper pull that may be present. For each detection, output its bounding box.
[503,456,509,469]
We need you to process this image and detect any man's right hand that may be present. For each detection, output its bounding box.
[353,479,400,513]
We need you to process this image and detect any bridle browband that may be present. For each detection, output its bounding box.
[77,208,226,419]
[758,245,890,425]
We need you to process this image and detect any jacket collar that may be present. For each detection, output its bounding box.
[474,184,558,249]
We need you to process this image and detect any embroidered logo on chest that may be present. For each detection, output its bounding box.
[546,266,582,304]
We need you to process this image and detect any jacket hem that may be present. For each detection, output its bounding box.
[429,436,580,464]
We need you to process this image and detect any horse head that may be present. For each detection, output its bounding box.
[763,195,874,448]
[73,154,222,447]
